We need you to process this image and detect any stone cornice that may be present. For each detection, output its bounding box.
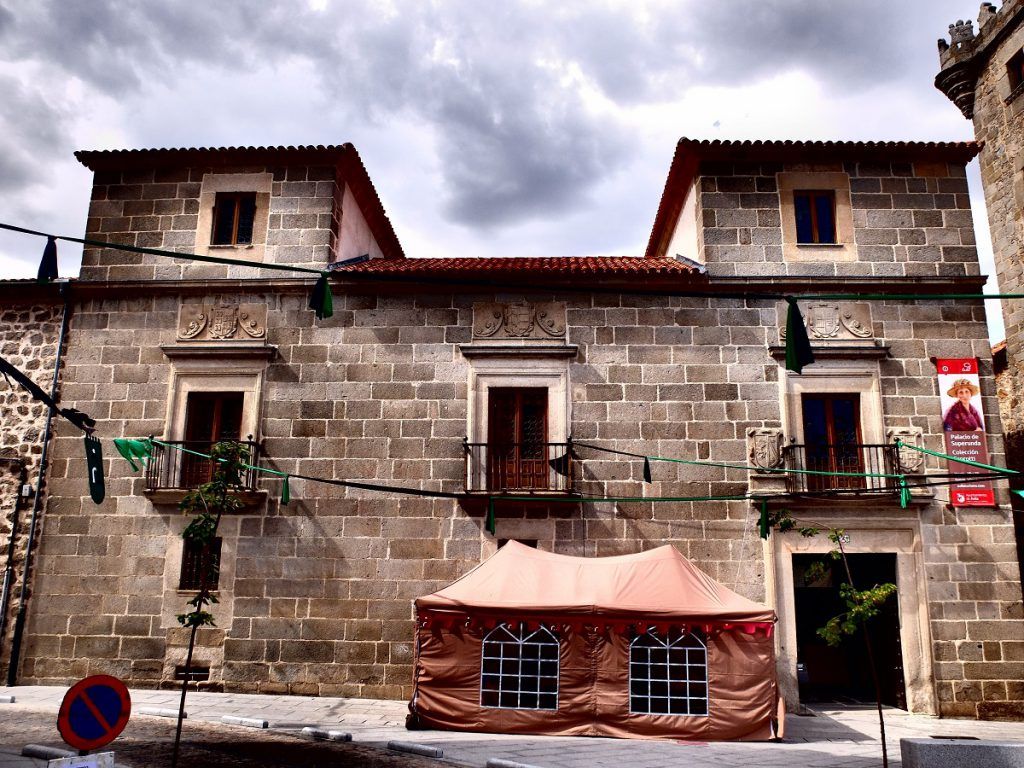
[0,273,990,303]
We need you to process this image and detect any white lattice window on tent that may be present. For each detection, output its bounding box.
[480,623,559,710]
[629,628,709,716]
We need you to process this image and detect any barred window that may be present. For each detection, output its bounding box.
[179,537,222,591]
[480,623,559,710]
[629,628,708,716]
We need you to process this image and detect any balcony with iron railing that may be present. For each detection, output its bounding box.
[781,442,900,495]
[464,441,576,494]
[143,439,263,505]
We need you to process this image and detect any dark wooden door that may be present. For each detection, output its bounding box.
[801,394,863,490]
[487,388,548,490]
[181,392,244,487]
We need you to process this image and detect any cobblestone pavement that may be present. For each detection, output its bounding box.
[3,685,1024,767]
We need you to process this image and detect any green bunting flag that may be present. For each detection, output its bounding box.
[37,236,58,282]
[486,498,496,536]
[899,476,911,509]
[113,437,153,471]
[758,499,770,540]
[281,475,290,506]
[642,456,652,483]
[1014,490,1024,499]
[784,298,815,374]
[309,274,333,320]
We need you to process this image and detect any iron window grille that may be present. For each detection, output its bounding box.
[480,623,559,710]
[179,536,222,591]
[629,628,708,717]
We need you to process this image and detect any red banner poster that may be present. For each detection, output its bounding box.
[935,358,995,507]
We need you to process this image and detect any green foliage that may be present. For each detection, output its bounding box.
[817,582,898,647]
[176,441,249,630]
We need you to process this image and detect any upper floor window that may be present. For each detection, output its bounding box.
[793,190,837,245]
[487,387,549,491]
[776,172,855,262]
[629,628,708,717]
[480,623,559,710]
[1008,49,1024,93]
[212,192,257,246]
[800,393,864,491]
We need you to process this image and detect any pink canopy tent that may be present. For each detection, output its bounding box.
[410,542,779,741]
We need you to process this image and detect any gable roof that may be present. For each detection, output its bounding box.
[74,144,405,260]
[416,540,774,622]
[645,137,982,260]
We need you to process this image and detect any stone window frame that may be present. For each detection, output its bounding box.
[1014,153,1024,213]
[770,523,937,715]
[779,359,885,447]
[196,172,273,261]
[777,171,856,262]
[156,355,268,631]
[465,356,572,494]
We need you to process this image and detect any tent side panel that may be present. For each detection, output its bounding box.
[411,624,595,736]
[706,631,776,741]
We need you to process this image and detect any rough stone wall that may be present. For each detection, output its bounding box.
[79,163,339,281]
[972,13,1024,437]
[698,159,978,278]
[0,302,63,682]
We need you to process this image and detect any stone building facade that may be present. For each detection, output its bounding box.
[2,139,1023,719]
[936,3,1024,479]
[0,282,65,683]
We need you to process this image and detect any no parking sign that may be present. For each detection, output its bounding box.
[57,675,131,752]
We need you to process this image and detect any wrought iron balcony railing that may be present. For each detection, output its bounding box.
[464,441,575,494]
[781,443,900,495]
[145,440,261,492]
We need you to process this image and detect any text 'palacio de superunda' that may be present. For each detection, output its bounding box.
[1,133,1023,727]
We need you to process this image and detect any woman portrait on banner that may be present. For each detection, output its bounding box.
[943,378,985,432]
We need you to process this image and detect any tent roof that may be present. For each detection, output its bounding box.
[416,541,774,623]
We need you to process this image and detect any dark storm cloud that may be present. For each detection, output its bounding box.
[0,0,969,229]
[0,73,68,191]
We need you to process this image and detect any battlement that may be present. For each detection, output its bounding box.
[935,0,1023,118]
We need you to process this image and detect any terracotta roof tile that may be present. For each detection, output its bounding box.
[333,255,699,277]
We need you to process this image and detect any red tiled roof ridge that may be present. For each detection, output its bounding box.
[333,254,698,275]
[674,136,981,152]
[74,144,355,162]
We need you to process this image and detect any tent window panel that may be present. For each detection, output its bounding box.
[629,629,709,718]
[480,623,560,711]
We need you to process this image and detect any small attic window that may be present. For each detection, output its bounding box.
[211,192,257,246]
[793,190,837,245]
[1008,49,1024,93]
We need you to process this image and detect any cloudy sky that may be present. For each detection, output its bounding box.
[0,0,1007,339]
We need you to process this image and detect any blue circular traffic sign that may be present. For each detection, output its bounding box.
[57,675,132,751]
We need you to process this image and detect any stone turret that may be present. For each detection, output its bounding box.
[935,1,1023,117]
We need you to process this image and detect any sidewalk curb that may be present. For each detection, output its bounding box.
[302,727,352,742]
[138,707,184,719]
[221,715,269,729]
[22,744,74,760]
[388,741,443,758]
[488,760,549,768]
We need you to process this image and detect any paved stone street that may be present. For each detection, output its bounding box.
[3,685,1024,767]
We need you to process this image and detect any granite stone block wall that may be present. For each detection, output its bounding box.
[7,152,1022,719]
